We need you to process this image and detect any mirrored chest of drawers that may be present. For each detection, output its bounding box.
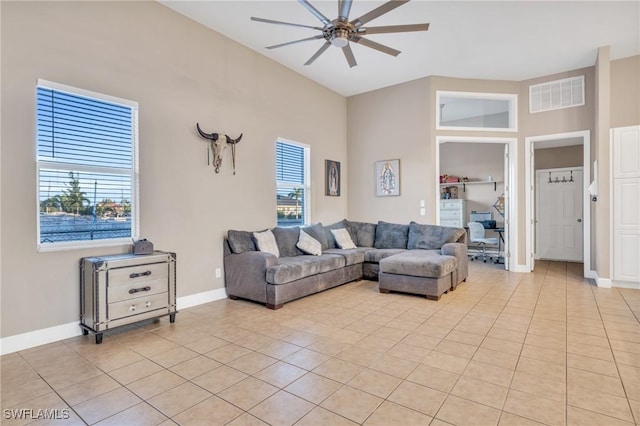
[80,251,176,344]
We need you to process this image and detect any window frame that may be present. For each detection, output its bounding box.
[436,90,518,132]
[35,79,139,252]
[276,138,310,227]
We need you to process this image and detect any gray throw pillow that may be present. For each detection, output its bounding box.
[407,221,466,250]
[272,226,302,257]
[347,220,377,247]
[227,230,256,253]
[374,221,409,249]
[302,223,329,251]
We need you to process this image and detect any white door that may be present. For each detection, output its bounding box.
[536,168,583,261]
[612,126,640,283]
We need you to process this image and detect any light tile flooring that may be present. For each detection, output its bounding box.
[2,261,639,425]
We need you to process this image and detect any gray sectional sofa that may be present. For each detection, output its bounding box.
[223,220,468,309]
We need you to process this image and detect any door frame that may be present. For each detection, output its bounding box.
[435,136,519,271]
[524,130,591,277]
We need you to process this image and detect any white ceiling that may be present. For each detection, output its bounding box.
[160,1,640,96]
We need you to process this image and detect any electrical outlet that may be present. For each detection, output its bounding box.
[420,199,425,207]
[420,208,426,216]
[215,268,222,278]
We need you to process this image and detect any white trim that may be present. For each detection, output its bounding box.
[0,321,82,355]
[585,270,597,279]
[511,264,531,273]
[524,130,590,276]
[0,289,228,355]
[596,276,612,288]
[37,78,138,108]
[176,287,228,310]
[435,135,518,271]
[612,280,640,290]
[436,90,518,132]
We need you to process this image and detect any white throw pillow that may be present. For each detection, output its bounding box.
[331,228,356,249]
[296,229,322,256]
[253,229,279,257]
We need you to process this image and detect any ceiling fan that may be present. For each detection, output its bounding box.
[251,0,429,68]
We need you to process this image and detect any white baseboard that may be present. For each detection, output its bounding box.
[0,289,228,356]
[511,264,530,273]
[0,321,82,356]
[585,270,597,279]
[596,275,613,288]
[612,280,640,289]
[176,287,227,310]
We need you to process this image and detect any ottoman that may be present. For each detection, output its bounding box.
[378,250,457,300]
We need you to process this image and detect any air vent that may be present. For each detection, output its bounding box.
[529,76,584,113]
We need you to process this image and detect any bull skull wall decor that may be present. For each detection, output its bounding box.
[196,123,243,174]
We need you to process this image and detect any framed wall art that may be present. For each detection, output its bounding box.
[325,160,341,196]
[375,159,400,196]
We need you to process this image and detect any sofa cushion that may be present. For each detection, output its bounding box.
[323,248,365,266]
[266,254,346,285]
[296,229,322,256]
[347,221,377,247]
[227,230,256,254]
[364,248,406,263]
[332,228,357,249]
[407,222,466,250]
[380,250,457,278]
[324,220,350,248]
[272,226,302,258]
[374,221,409,249]
[253,230,279,257]
[302,223,329,251]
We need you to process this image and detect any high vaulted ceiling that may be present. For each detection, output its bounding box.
[161,1,640,96]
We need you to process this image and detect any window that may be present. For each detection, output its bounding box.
[276,140,310,226]
[436,91,518,132]
[36,80,138,250]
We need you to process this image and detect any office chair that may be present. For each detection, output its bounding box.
[468,221,500,263]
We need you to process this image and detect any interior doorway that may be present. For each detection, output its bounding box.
[525,131,591,276]
[435,136,518,271]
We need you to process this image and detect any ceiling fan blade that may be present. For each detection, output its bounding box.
[342,44,357,68]
[338,0,353,21]
[361,23,429,35]
[266,35,324,50]
[298,0,331,25]
[351,36,401,57]
[251,17,322,31]
[351,0,409,27]
[304,41,331,65]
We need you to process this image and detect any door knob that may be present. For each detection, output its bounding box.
[577,219,582,223]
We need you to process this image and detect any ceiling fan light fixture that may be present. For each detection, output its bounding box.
[330,28,349,47]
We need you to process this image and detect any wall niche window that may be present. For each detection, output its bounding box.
[436,91,518,132]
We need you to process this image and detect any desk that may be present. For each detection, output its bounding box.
[491,228,505,264]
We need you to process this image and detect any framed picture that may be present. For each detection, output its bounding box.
[325,160,341,196]
[375,159,400,196]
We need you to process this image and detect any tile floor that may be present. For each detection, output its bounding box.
[1,260,639,425]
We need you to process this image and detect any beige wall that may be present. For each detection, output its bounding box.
[0,1,347,338]
[611,56,640,128]
[535,145,584,170]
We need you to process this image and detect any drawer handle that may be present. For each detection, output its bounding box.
[129,270,152,279]
[129,286,151,294]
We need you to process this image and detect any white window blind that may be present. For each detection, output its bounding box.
[36,80,138,249]
[276,141,309,226]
